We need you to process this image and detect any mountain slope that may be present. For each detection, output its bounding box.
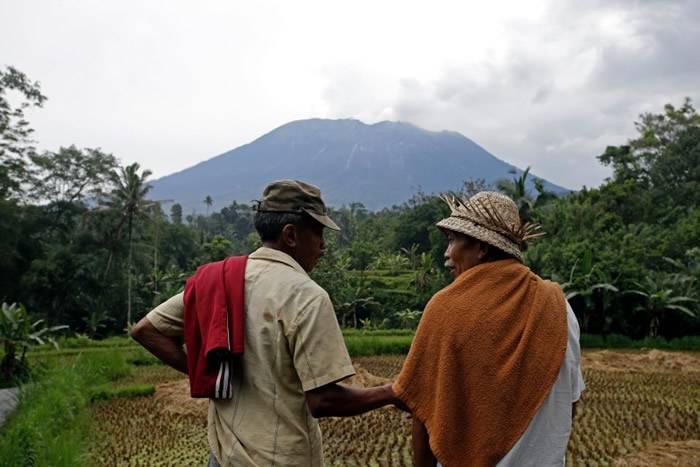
[149,118,569,212]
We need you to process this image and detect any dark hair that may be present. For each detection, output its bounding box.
[459,232,517,262]
[483,244,516,262]
[254,211,309,241]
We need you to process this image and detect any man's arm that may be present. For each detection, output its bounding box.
[130,318,188,375]
[305,382,403,418]
[412,417,437,467]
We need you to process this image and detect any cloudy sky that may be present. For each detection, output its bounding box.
[2,0,698,189]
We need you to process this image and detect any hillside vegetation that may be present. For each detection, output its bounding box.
[1,67,699,389]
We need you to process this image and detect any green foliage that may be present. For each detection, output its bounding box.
[126,348,161,366]
[0,66,47,199]
[0,302,67,385]
[342,328,415,337]
[370,252,409,273]
[526,99,700,339]
[169,202,183,224]
[343,335,413,356]
[201,234,233,262]
[0,351,130,466]
[53,335,133,349]
[392,309,423,329]
[89,383,155,402]
[580,333,700,351]
[103,162,154,327]
[28,146,117,207]
[1,74,699,344]
[626,272,697,337]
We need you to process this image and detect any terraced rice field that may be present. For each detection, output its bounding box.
[90,351,700,466]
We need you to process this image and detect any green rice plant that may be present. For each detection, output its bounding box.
[0,350,132,466]
[580,333,700,351]
[600,334,634,348]
[45,335,134,350]
[72,350,132,385]
[90,383,155,402]
[126,348,161,366]
[344,335,413,357]
[342,329,416,337]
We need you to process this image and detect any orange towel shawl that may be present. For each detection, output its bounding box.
[393,259,567,467]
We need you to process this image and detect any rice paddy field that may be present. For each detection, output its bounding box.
[88,349,700,467]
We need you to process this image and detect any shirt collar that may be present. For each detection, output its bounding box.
[249,246,308,277]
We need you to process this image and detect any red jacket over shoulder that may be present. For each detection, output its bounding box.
[183,255,247,398]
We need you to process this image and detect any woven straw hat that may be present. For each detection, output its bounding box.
[436,191,544,261]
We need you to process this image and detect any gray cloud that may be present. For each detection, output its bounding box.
[322,0,699,189]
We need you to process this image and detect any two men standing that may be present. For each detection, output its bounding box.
[132,179,583,467]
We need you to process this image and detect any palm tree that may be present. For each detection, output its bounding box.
[204,195,213,216]
[497,167,532,218]
[106,163,153,327]
[496,167,556,222]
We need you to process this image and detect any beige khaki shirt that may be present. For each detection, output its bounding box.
[146,247,355,467]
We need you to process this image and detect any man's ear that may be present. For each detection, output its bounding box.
[281,224,298,248]
[478,241,490,260]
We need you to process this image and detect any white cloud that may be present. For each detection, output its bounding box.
[1,0,697,190]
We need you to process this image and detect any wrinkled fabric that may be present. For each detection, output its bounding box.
[148,247,355,467]
[183,256,247,398]
[393,259,567,467]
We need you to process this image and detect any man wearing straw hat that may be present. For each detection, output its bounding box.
[393,191,585,467]
[131,179,403,467]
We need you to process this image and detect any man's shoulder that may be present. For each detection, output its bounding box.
[249,258,329,299]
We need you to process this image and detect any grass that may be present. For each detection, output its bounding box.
[344,335,414,356]
[90,383,155,402]
[344,330,700,354]
[580,333,700,351]
[0,351,133,466]
[29,335,138,354]
[27,330,700,355]
[342,329,416,337]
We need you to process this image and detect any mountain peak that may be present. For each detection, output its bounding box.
[149,118,568,212]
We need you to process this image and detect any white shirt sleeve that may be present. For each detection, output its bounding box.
[566,302,585,402]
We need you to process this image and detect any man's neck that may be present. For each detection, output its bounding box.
[262,241,295,259]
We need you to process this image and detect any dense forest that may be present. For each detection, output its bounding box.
[2,66,699,341]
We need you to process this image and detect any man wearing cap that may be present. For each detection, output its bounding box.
[393,191,585,467]
[131,179,403,467]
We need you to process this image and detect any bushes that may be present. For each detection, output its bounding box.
[580,333,700,351]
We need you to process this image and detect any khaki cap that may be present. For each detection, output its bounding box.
[256,179,340,231]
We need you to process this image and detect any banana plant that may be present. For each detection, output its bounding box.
[1,302,68,383]
[626,272,697,337]
[393,308,423,329]
[560,250,619,334]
